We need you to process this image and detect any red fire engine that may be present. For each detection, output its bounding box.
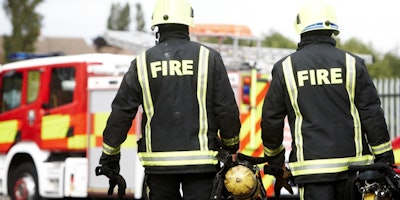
[0,53,146,199]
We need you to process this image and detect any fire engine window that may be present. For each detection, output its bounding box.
[49,67,75,108]
[1,71,22,112]
[27,70,40,103]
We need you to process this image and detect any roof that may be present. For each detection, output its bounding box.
[1,53,134,76]
[103,30,155,54]
[190,24,256,39]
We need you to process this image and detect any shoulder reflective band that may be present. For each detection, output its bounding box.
[138,150,218,166]
[0,120,19,143]
[345,53,362,157]
[371,141,393,155]
[282,56,304,161]
[136,52,154,153]
[288,155,374,176]
[41,114,70,140]
[197,46,210,151]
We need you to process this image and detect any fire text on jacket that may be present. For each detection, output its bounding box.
[150,60,194,78]
[297,68,343,87]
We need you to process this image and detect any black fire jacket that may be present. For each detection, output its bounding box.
[261,34,394,184]
[102,30,241,174]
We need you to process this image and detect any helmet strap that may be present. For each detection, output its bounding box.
[154,30,160,44]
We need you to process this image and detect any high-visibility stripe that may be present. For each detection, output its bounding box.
[394,149,400,164]
[345,53,363,157]
[264,144,285,157]
[0,120,19,143]
[94,112,109,136]
[371,141,393,155]
[197,46,210,151]
[221,136,239,147]
[138,150,218,166]
[137,52,154,153]
[240,80,269,156]
[68,134,87,149]
[288,155,374,176]
[103,143,120,155]
[41,114,70,140]
[299,187,304,200]
[282,57,304,161]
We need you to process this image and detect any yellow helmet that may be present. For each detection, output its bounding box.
[294,0,339,35]
[151,0,195,30]
[224,165,261,200]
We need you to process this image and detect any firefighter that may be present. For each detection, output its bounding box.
[97,0,241,199]
[260,0,394,199]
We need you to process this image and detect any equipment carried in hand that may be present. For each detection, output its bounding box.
[346,163,400,200]
[210,152,268,200]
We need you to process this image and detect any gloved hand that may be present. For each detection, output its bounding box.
[264,165,293,198]
[274,167,293,198]
[96,152,126,199]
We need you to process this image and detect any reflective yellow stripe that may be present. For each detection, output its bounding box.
[103,143,121,155]
[288,155,374,176]
[137,52,154,153]
[41,114,70,140]
[282,57,304,161]
[264,144,285,157]
[68,134,87,149]
[197,46,210,151]
[94,112,109,136]
[0,120,19,143]
[299,187,305,200]
[371,141,393,155]
[345,53,363,156]
[221,135,239,147]
[394,149,400,164]
[138,150,218,166]
[121,134,136,148]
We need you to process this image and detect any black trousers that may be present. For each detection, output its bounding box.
[145,173,216,200]
[299,180,348,200]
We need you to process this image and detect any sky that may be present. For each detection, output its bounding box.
[0,0,399,55]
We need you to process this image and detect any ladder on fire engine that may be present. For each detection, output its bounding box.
[102,25,373,74]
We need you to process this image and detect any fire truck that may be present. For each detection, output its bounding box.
[0,53,146,199]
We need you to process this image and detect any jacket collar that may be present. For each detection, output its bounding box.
[158,31,190,43]
[297,35,336,50]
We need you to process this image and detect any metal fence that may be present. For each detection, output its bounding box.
[373,78,400,139]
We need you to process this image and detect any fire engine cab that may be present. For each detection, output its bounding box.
[0,53,145,199]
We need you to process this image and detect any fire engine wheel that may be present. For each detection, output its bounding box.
[8,162,42,200]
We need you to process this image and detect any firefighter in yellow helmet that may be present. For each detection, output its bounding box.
[261,0,394,199]
[97,0,241,199]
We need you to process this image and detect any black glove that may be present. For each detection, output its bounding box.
[96,152,126,199]
[264,165,293,198]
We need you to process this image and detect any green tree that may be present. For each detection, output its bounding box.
[107,3,130,31]
[336,37,375,55]
[261,31,297,49]
[2,0,43,62]
[135,3,145,32]
[336,37,400,78]
[369,52,400,78]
